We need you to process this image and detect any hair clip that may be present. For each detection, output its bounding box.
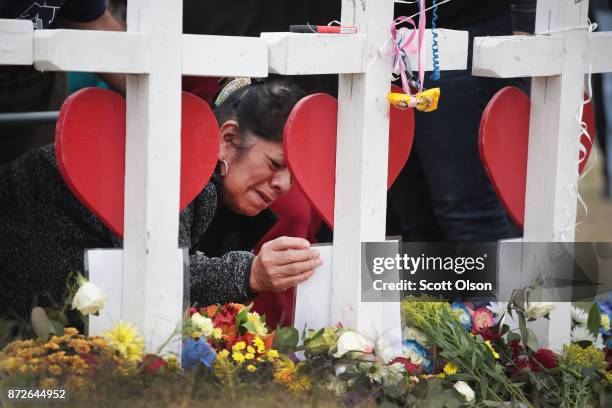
[214,77,253,108]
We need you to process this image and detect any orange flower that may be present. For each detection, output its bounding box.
[202,305,220,318]
[263,333,275,350]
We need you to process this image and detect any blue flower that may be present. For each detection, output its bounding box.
[451,302,473,332]
[402,339,433,373]
[597,294,612,337]
[182,337,217,370]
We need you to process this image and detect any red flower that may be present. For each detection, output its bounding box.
[472,307,495,334]
[143,354,166,375]
[189,307,198,315]
[392,357,424,374]
[476,326,502,342]
[512,356,532,374]
[532,348,558,370]
[215,312,234,326]
[509,339,523,360]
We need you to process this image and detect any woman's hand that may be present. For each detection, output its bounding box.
[250,236,322,293]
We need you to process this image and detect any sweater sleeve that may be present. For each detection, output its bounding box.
[184,178,257,307]
[189,250,256,307]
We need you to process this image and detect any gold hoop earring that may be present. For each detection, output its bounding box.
[220,159,229,176]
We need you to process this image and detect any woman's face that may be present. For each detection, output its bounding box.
[219,121,291,216]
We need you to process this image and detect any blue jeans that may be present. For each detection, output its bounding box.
[387,9,528,241]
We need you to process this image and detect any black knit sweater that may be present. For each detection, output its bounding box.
[0,145,258,319]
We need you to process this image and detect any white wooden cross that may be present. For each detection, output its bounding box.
[473,0,612,350]
[0,0,468,353]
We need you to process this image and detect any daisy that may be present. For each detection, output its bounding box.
[571,325,596,343]
[571,306,588,326]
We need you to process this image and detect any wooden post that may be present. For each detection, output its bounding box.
[332,0,396,338]
[522,0,590,351]
[471,0,612,350]
[122,0,184,353]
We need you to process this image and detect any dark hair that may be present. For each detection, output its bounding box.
[213,77,306,147]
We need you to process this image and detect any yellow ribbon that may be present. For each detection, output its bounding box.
[388,88,440,112]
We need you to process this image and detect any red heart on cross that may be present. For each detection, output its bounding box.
[284,87,415,228]
[55,87,220,238]
[478,86,596,229]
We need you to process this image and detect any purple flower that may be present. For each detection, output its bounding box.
[182,337,217,370]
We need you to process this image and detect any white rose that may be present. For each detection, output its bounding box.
[191,313,214,337]
[454,381,475,402]
[71,281,107,315]
[525,302,555,319]
[333,331,374,358]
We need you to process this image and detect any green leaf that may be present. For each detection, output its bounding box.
[48,310,69,326]
[48,319,65,336]
[241,321,257,334]
[587,302,601,337]
[383,381,406,399]
[518,312,529,350]
[235,303,253,334]
[31,307,50,342]
[273,326,299,354]
[482,401,505,407]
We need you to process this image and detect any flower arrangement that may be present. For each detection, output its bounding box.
[1,282,611,406]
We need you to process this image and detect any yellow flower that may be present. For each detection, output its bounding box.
[443,362,459,375]
[48,364,63,376]
[164,356,180,373]
[267,349,280,361]
[246,312,268,336]
[0,356,22,374]
[246,364,257,372]
[69,339,91,354]
[104,321,144,362]
[254,338,266,354]
[232,352,245,364]
[64,328,79,336]
[212,328,223,340]
[70,357,89,374]
[601,314,611,332]
[218,349,230,359]
[44,342,60,351]
[232,341,246,352]
[245,353,255,360]
[66,375,87,390]
[484,341,500,359]
[40,378,59,389]
[437,373,446,379]
[274,356,297,384]
[287,374,312,392]
[563,344,607,370]
[47,351,67,364]
[247,346,255,354]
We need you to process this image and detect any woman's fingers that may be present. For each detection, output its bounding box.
[277,248,320,266]
[277,269,316,291]
[250,236,323,293]
[264,236,310,252]
[278,256,323,276]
